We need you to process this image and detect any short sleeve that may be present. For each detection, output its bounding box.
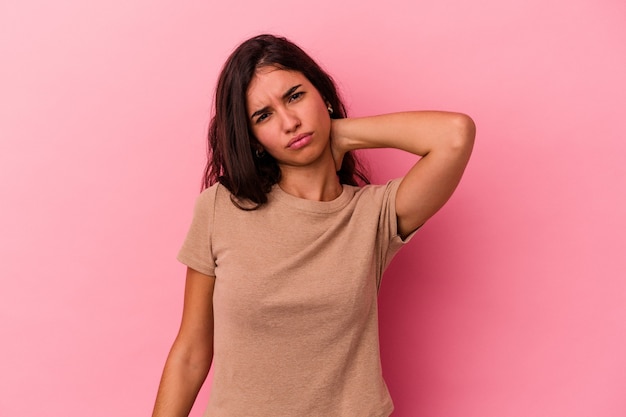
[376,178,418,287]
[176,185,218,277]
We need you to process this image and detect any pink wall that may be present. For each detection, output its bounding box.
[1,0,625,416]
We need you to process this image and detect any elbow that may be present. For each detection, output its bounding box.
[450,113,476,153]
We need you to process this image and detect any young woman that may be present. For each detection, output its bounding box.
[152,34,475,417]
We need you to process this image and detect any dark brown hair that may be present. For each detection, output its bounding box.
[203,34,369,207]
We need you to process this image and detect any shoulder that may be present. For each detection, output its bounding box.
[195,182,265,217]
[195,182,232,207]
[352,178,402,202]
[191,183,236,221]
[192,183,218,210]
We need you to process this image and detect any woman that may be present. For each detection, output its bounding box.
[152,34,475,417]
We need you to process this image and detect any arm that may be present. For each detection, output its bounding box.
[152,267,216,417]
[332,111,475,238]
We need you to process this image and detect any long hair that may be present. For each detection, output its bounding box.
[203,34,369,207]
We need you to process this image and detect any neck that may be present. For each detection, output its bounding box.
[278,156,342,202]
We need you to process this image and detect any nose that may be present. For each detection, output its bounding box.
[279,108,300,133]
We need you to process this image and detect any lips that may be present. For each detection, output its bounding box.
[286,132,313,149]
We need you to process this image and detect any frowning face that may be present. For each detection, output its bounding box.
[246,67,332,170]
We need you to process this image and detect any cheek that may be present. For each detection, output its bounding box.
[252,125,276,149]
[315,102,332,132]
[310,100,330,123]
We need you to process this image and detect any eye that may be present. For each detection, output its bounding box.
[255,113,270,124]
[289,91,304,102]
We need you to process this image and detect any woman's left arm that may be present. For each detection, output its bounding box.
[332,111,475,238]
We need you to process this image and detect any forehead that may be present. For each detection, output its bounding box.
[246,67,311,106]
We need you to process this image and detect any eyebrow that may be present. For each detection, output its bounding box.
[250,84,302,120]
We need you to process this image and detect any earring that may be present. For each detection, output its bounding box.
[255,148,265,158]
[327,104,333,114]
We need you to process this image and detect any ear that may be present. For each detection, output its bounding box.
[254,144,266,158]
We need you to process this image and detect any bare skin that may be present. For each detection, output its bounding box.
[331,111,476,238]
[152,268,215,417]
[246,67,340,202]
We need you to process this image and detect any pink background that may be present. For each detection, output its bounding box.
[1,0,625,416]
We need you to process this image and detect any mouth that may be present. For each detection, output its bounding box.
[286,132,313,149]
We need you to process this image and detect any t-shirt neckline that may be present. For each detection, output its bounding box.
[270,183,355,214]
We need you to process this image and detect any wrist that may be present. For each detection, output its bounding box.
[331,118,357,153]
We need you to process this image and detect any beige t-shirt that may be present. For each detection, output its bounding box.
[178,179,413,417]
